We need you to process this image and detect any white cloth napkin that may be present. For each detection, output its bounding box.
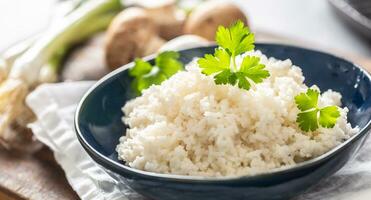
[26,82,143,200]
[26,81,371,200]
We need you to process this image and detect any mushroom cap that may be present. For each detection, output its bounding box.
[184,1,248,41]
[145,2,186,40]
[105,7,159,70]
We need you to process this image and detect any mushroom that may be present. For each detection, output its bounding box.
[184,1,248,41]
[62,33,109,81]
[144,1,186,40]
[105,7,165,70]
[127,0,186,40]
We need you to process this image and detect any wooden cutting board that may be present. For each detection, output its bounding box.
[0,147,79,200]
[0,32,370,200]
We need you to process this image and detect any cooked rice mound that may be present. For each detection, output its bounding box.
[116,51,358,177]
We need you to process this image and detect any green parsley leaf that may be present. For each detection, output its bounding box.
[213,70,252,90]
[240,56,270,84]
[155,51,183,77]
[130,59,152,77]
[214,69,234,85]
[132,73,167,93]
[129,51,183,94]
[319,106,340,128]
[198,48,230,75]
[236,72,250,90]
[294,89,340,132]
[215,20,254,56]
[198,52,269,90]
[297,110,319,132]
[198,20,269,91]
[294,88,319,111]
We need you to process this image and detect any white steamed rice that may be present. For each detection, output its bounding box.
[116,51,358,177]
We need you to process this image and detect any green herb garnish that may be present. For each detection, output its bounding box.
[130,51,183,94]
[197,20,269,90]
[295,88,340,132]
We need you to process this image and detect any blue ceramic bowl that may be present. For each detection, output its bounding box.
[75,44,371,200]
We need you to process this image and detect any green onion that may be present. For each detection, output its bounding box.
[0,0,123,148]
[10,0,122,84]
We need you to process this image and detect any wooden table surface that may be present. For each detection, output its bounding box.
[0,33,370,200]
[0,147,79,200]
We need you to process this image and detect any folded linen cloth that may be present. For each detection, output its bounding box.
[26,82,143,200]
[26,81,371,200]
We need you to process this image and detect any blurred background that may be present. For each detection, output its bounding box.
[0,1,370,199]
[1,0,370,57]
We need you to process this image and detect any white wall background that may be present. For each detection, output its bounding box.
[0,0,370,57]
[0,0,56,50]
[235,0,371,57]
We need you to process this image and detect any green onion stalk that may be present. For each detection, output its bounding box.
[0,0,123,150]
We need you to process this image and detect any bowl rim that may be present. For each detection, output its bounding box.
[75,43,371,182]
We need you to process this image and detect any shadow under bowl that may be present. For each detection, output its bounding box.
[75,43,371,200]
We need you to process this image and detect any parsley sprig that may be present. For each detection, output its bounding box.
[295,88,340,132]
[129,51,183,94]
[197,20,270,90]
